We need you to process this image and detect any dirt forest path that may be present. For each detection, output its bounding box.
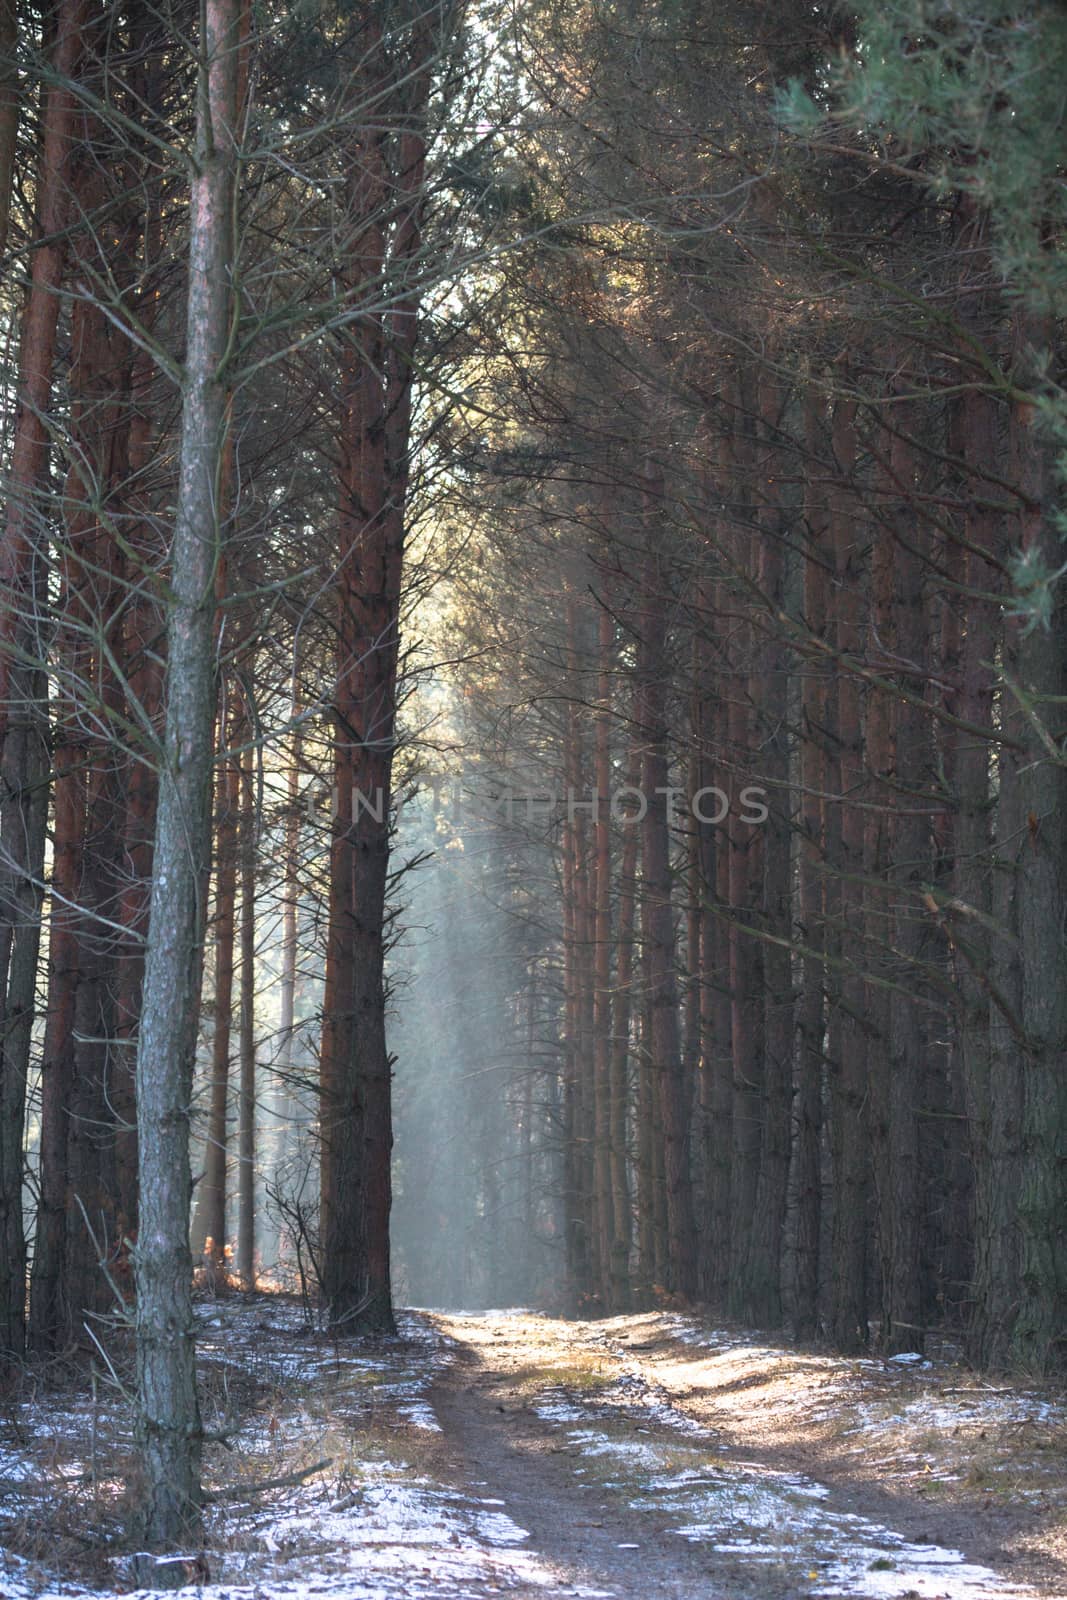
[428,1310,1059,1600]
[430,1330,749,1600]
[3,1298,1065,1600]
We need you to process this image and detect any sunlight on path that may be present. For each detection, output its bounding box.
[442,1309,1044,1600]
[0,1303,619,1600]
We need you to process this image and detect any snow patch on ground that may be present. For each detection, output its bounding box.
[841,1390,1067,1437]
[816,1536,1010,1599]
[650,1460,1023,1597]
[527,1331,1037,1600]
[396,1400,441,1432]
[0,1302,556,1600]
[534,1395,586,1424]
[4,1303,1055,1600]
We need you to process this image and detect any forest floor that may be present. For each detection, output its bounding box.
[1,1295,1065,1600]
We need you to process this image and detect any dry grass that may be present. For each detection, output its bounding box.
[579,1311,1067,1596]
[0,1289,451,1586]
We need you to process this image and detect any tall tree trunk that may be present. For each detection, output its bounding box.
[942,318,1005,1366]
[29,244,107,1350]
[827,395,869,1351]
[864,454,895,1344]
[637,519,696,1298]
[794,385,829,1338]
[28,719,82,1351]
[237,731,256,1288]
[190,725,239,1270]
[0,0,86,1363]
[635,962,656,1298]
[28,0,153,1356]
[592,603,617,1306]
[133,0,240,1543]
[688,598,719,1308]
[319,13,439,1333]
[1003,315,1067,1371]
[569,705,598,1303]
[559,786,586,1311]
[270,704,302,1205]
[701,576,733,1310]
[63,147,136,1334]
[743,374,793,1326]
[725,375,764,1308]
[609,748,639,1307]
[112,84,167,1241]
[880,396,929,1351]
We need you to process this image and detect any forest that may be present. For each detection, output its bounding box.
[1,1,1067,1596]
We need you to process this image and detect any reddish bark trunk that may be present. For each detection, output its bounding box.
[319,14,439,1334]
[880,394,929,1351]
[0,0,87,1362]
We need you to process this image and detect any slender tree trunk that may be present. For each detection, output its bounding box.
[61,139,136,1333]
[794,386,829,1338]
[29,256,105,1350]
[570,741,598,1302]
[560,793,585,1310]
[133,0,240,1543]
[1003,315,1067,1371]
[981,502,1026,1369]
[320,15,440,1333]
[827,395,869,1350]
[881,397,929,1351]
[522,978,536,1290]
[0,0,86,1363]
[701,574,733,1309]
[635,969,656,1298]
[684,626,708,1294]
[723,374,764,1307]
[609,749,639,1307]
[237,734,256,1288]
[688,598,719,1307]
[863,454,895,1343]
[190,728,238,1270]
[592,604,617,1306]
[637,518,696,1298]
[942,329,1004,1366]
[28,728,82,1351]
[112,103,167,1242]
[743,374,793,1325]
[270,704,302,1202]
